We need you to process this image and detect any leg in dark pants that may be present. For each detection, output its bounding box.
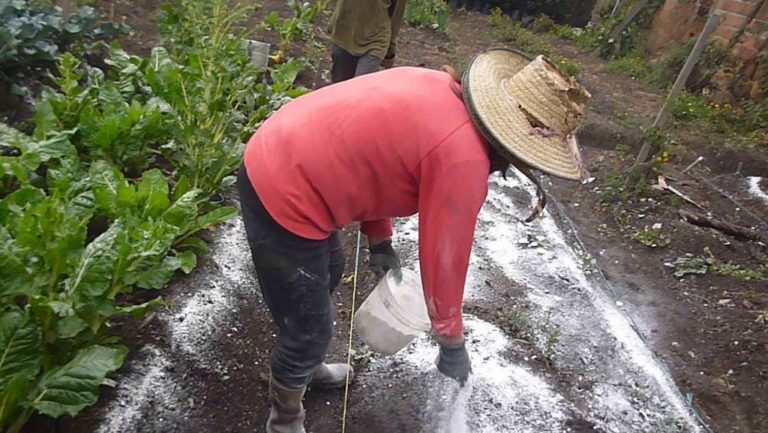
[238,167,341,390]
[331,44,383,83]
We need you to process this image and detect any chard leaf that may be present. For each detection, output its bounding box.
[30,345,127,418]
[172,175,191,201]
[162,190,199,230]
[186,206,237,235]
[89,161,128,217]
[0,187,46,227]
[174,236,209,255]
[0,374,28,428]
[64,221,122,298]
[55,315,88,339]
[137,169,170,218]
[0,311,42,391]
[115,297,164,319]
[176,250,197,274]
[134,255,181,289]
[0,226,32,299]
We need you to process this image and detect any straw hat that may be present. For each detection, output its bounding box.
[462,48,592,181]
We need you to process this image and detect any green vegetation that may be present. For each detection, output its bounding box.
[711,262,768,282]
[490,8,552,57]
[632,227,670,248]
[605,54,654,80]
[405,0,449,32]
[261,0,326,63]
[0,0,129,82]
[670,92,768,147]
[489,9,580,78]
[0,0,312,430]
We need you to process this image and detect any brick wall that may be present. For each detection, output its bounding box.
[711,0,768,60]
[713,0,768,37]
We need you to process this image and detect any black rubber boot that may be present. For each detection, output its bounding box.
[266,376,307,433]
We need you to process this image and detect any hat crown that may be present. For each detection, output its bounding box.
[502,56,591,136]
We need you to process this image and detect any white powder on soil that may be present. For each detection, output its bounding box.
[96,346,175,433]
[167,219,255,368]
[747,176,768,205]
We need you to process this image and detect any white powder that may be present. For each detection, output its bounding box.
[372,317,569,433]
[96,346,175,433]
[166,219,255,367]
[747,176,768,205]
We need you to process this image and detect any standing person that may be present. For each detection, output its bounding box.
[328,0,407,82]
[238,49,591,433]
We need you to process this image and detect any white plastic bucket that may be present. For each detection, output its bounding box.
[355,268,431,355]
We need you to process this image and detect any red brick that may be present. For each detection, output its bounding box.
[712,25,736,40]
[719,0,758,16]
[757,2,768,21]
[734,43,759,59]
[721,11,748,28]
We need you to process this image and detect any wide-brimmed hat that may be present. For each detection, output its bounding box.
[462,48,592,181]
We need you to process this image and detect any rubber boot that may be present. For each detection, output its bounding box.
[266,376,306,433]
[309,363,354,389]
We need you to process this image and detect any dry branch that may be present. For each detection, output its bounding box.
[678,209,765,242]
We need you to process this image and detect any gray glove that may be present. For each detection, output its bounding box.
[436,341,471,386]
[369,239,401,278]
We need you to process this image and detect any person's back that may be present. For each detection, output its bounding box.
[245,67,491,241]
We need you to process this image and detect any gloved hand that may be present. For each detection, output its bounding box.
[436,341,471,386]
[369,239,401,278]
[381,54,395,69]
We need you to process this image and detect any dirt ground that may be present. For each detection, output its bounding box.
[16,2,768,433]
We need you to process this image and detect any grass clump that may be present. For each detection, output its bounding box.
[605,54,654,80]
[489,8,552,57]
[405,0,449,32]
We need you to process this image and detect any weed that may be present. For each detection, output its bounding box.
[614,142,630,159]
[352,344,375,368]
[553,56,580,78]
[498,307,532,340]
[605,54,653,80]
[261,0,327,62]
[632,227,670,248]
[531,13,556,33]
[405,0,449,32]
[489,8,552,57]
[710,263,767,282]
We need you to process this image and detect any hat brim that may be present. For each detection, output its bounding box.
[462,48,587,181]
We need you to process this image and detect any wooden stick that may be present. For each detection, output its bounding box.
[655,175,705,210]
[624,11,722,187]
[592,0,649,56]
[652,11,723,128]
[678,209,765,242]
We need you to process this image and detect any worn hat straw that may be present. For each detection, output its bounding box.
[462,48,592,181]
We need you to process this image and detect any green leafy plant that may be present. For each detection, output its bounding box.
[553,56,580,78]
[605,54,653,80]
[710,262,767,282]
[157,0,307,194]
[405,0,449,32]
[1,0,314,429]
[261,0,326,63]
[0,128,234,431]
[489,8,552,57]
[632,226,670,248]
[0,0,129,81]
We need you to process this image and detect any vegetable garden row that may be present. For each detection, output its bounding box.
[0,1,317,431]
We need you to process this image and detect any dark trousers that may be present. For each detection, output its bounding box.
[237,166,346,389]
[331,44,383,83]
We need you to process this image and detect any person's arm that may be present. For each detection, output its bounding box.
[360,220,393,240]
[382,0,408,68]
[418,141,489,341]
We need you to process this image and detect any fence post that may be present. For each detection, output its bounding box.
[626,11,723,182]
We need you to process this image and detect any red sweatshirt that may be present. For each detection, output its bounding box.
[244,67,490,338]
